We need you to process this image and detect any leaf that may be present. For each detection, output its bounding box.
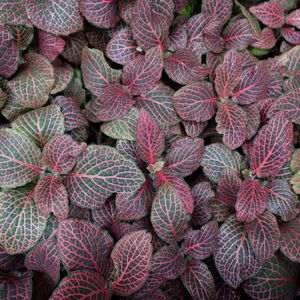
[137,110,164,165]
[186,13,212,44]
[223,18,255,51]
[181,258,216,300]
[281,26,300,45]
[244,106,261,141]
[111,230,153,295]
[168,24,187,51]
[183,120,207,138]
[164,137,204,177]
[249,1,285,28]
[0,23,19,78]
[25,239,60,285]
[173,81,218,122]
[203,20,224,54]
[49,270,111,300]
[92,197,116,230]
[122,47,163,95]
[216,102,247,150]
[232,64,269,105]
[26,0,83,35]
[0,271,32,299]
[11,105,65,148]
[236,177,268,223]
[51,62,74,94]
[164,49,209,85]
[7,53,54,110]
[291,148,300,173]
[266,180,298,221]
[251,27,276,49]
[201,0,232,25]
[0,129,42,188]
[38,30,65,62]
[242,254,298,299]
[291,170,300,194]
[0,246,24,270]
[217,169,242,207]
[286,9,300,29]
[201,143,246,183]
[151,183,189,244]
[246,211,280,262]
[87,83,133,122]
[81,47,121,96]
[116,177,155,221]
[131,0,169,50]
[65,145,145,209]
[58,219,114,276]
[64,77,86,107]
[0,87,8,109]
[0,186,48,254]
[268,88,300,125]
[0,0,30,26]
[214,215,261,288]
[106,27,138,65]
[250,114,293,178]
[279,217,300,262]
[6,23,34,51]
[136,83,179,126]
[209,197,234,223]
[151,245,185,279]
[79,0,119,28]
[101,107,140,141]
[183,220,219,260]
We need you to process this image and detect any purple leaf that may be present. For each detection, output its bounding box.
[202,0,232,25]
[58,219,114,276]
[151,245,185,279]
[250,1,285,28]
[183,220,219,260]
[236,177,268,222]
[26,0,83,35]
[111,230,153,295]
[181,258,216,299]
[173,81,218,122]
[79,0,119,28]
[162,278,191,300]
[214,215,261,288]
[0,129,43,188]
[137,110,164,165]
[279,217,300,262]
[183,120,208,138]
[151,183,189,244]
[186,13,212,44]
[34,175,68,220]
[0,186,48,254]
[246,211,280,262]
[81,47,121,97]
[209,197,234,222]
[223,18,255,50]
[216,102,247,149]
[164,49,209,85]
[203,20,224,53]
[251,27,276,49]
[49,270,111,299]
[51,61,74,94]
[164,137,204,177]
[168,24,188,51]
[25,239,60,285]
[122,47,163,95]
[281,26,300,45]
[250,114,293,178]
[65,145,145,209]
[0,1,30,26]
[0,246,24,270]
[92,197,116,230]
[286,9,300,29]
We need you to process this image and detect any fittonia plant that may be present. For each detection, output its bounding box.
[0,0,300,299]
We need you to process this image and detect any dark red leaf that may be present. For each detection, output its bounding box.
[168,24,187,51]
[251,27,276,49]
[201,0,232,25]
[203,20,224,53]
[286,9,300,29]
[281,26,300,45]
[92,197,116,230]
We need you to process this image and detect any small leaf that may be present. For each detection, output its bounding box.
[151,183,189,244]
[286,9,300,29]
[51,62,74,95]
[250,114,293,178]
[246,211,280,262]
[25,239,60,284]
[201,0,232,25]
[81,47,121,96]
[92,197,116,230]
[201,143,246,183]
[181,258,216,300]
[26,0,83,35]
[183,220,219,260]
[291,148,300,173]
[236,177,268,223]
[183,120,208,138]
[214,215,261,288]
[279,217,300,262]
[64,77,86,107]
[49,270,111,300]
[58,219,114,276]
[164,49,209,85]
[281,26,300,45]
[251,27,276,49]
[0,186,48,254]
[215,50,242,99]
[168,24,188,51]
[65,145,145,209]
[249,1,285,28]
[151,245,185,279]
[137,110,164,164]
[0,246,24,270]
[173,81,218,122]
[0,129,42,188]
[111,230,153,296]
[122,47,163,95]
[11,105,65,148]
